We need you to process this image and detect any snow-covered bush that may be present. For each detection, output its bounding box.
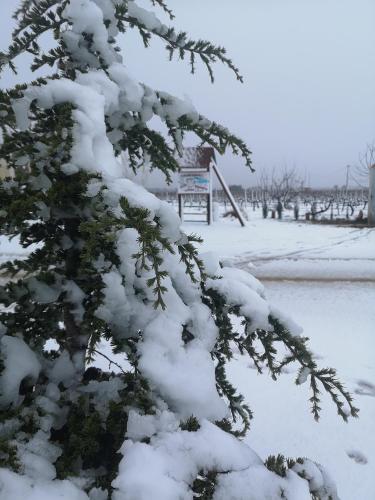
[0,1,357,498]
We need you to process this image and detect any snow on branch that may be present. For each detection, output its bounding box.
[205,266,359,423]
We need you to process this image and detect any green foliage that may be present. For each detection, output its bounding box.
[264,454,300,478]
[54,396,103,475]
[269,316,359,422]
[180,415,200,432]
[192,470,217,499]
[176,115,252,170]
[203,286,358,427]
[116,2,242,83]
[177,233,206,284]
[0,439,21,472]
[117,124,180,183]
[52,367,153,491]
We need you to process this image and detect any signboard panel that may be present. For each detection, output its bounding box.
[177,146,244,226]
[178,172,210,194]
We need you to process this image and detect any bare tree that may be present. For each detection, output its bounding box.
[352,142,375,226]
[270,166,304,204]
[257,169,270,201]
[353,142,375,187]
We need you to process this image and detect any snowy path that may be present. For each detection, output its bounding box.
[183,216,375,281]
[239,258,375,282]
[235,227,372,263]
[231,224,375,281]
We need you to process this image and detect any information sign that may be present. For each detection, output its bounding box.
[178,172,210,194]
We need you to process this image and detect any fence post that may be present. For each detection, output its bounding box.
[369,166,375,227]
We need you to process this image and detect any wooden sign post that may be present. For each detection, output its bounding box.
[178,148,213,224]
[177,147,245,226]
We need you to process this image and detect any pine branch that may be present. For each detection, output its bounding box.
[12,0,61,38]
[117,125,180,183]
[149,0,174,20]
[204,284,359,424]
[119,198,175,309]
[215,358,253,436]
[269,316,359,422]
[90,348,127,375]
[0,7,65,74]
[116,8,243,83]
[177,233,206,283]
[175,116,253,170]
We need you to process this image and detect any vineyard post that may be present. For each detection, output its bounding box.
[369,165,375,226]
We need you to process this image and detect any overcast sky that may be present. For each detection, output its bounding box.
[1,0,375,188]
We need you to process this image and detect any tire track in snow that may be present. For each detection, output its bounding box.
[233,228,372,266]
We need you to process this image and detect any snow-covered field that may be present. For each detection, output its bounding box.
[230,281,375,500]
[184,212,375,500]
[184,209,375,281]
[0,209,373,499]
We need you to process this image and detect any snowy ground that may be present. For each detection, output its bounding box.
[183,212,375,500]
[184,209,375,281]
[0,209,373,499]
[230,281,375,500]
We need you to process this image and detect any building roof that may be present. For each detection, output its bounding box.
[179,147,216,169]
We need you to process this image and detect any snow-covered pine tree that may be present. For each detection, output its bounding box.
[0,1,358,499]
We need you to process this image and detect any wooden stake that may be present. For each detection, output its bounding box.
[211,163,246,227]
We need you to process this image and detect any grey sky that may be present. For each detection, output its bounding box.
[1,0,375,188]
